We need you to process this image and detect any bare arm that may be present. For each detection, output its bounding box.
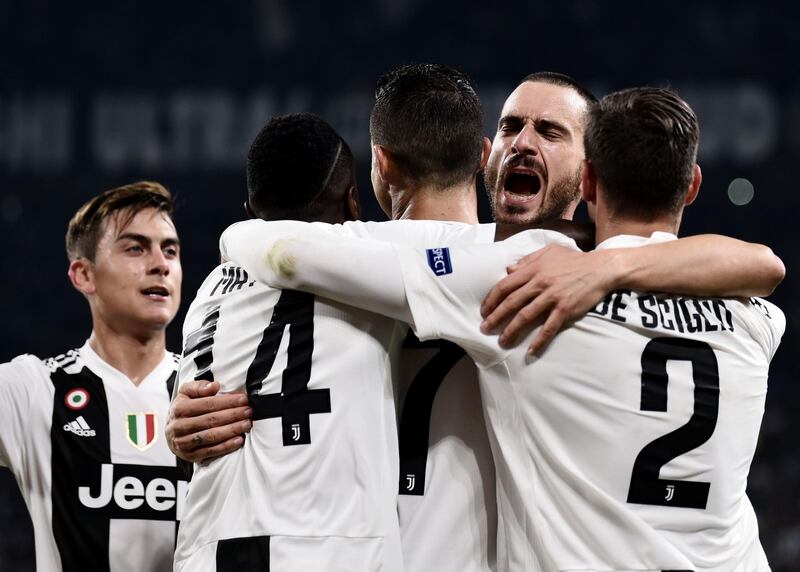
[481,234,785,354]
[605,234,784,297]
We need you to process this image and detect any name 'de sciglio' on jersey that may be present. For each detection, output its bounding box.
[591,290,736,333]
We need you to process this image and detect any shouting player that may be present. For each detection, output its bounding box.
[221,87,784,570]
[0,182,186,571]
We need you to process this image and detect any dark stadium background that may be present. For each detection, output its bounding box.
[1,1,797,568]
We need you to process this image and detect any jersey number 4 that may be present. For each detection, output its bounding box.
[183,291,330,447]
[627,337,719,509]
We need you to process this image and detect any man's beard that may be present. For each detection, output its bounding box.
[484,162,582,224]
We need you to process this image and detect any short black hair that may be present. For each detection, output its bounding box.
[521,71,598,108]
[370,63,484,189]
[584,87,699,219]
[247,113,354,221]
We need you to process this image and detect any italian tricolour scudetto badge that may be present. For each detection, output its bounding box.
[65,388,90,410]
[126,413,157,451]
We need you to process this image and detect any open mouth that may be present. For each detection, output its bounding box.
[141,286,169,299]
[503,172,541,201]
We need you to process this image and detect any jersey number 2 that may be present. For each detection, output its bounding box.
[627,337,719,509]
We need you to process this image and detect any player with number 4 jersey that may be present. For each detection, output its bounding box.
[173,114,500,571]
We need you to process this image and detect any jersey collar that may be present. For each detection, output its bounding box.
[79,340,174,390]
[595,231,677,250]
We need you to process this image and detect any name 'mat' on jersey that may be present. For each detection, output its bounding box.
[0,342,185,572]
[228,225,784,572]
[176,219,496,572]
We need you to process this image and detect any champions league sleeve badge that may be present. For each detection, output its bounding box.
[426,247,453,276]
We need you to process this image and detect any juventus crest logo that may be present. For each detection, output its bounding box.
[665,484,675,502]
[405,474,416,491]
[291,424,301,442]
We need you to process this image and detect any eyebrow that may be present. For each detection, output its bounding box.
[497,114,524,128]
[116,232,181,248]
[497,115,571,136]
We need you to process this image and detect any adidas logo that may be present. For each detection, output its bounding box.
[63,416,96,437]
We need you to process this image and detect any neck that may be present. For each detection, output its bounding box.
[594,198,681,244]
[389,178,479,224]
[88,320,167,386]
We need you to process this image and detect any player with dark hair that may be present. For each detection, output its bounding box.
[221,86,783,570]
[173,113,396,570]
[584,87,699,219]
[370,63,486,196]
[0,181,186,571]
[246,112,359,222]
[365,63,499,572]
[484,71,597,226]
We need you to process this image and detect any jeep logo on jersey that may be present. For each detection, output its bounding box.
[126,413,157,450]
[65,388,90,410]
[78,463,189,520]
[426,247,453,276]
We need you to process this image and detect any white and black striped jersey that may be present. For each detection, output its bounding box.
[0,342,185,572]
[176,219,496,572]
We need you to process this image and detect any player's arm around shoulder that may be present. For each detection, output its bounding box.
[480,234,786,354]
[610,235,785,298]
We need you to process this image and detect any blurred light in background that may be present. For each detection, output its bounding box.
[727,177,755,205]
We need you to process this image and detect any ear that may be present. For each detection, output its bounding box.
[68,258,96,297]
[684,164,702,206]
[345,185,361,222]
[580,160,597,204]
[373,144,401,186]
[479,136,492,170]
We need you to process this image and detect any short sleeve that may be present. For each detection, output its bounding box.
[740,297,786,361]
